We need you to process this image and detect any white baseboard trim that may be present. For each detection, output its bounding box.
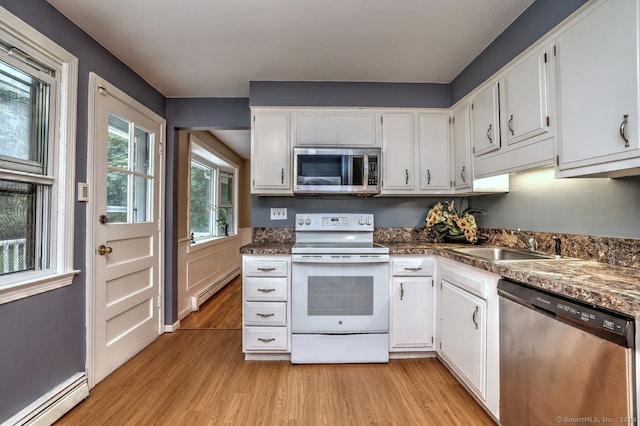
[164,320,180,333]
[5,372,88,426]
[190,268,240,312]
[389,351,436,360]
[244,353,291,361]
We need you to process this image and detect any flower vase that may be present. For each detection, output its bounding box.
[443,235,470,244]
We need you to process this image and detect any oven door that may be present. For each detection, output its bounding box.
[291,254,389,334]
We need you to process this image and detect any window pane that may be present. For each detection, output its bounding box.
[133,176,151,223]
[0,60,49,175]
[0,179,38,275]
[219,172,232,206]
[134,125,152,175]
[108,113,129,169]
[107,170,128,223]
[190,161,213,237]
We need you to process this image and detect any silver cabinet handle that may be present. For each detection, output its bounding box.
[258,337,275,343]
[400,282,404,301]
[404,267,422,271]
[405,169,409,185]
[508,114,514,136]
[280,168,284,184]
[257,267,276,272]
[426,169,431,185]
[460,166,466,183]
[256,313,274,318]
[472,306,479,329]
[620,114,630,147]
[487,124,493,143]
[257,288,276,293]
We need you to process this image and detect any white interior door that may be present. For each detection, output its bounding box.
[89,73,165,386]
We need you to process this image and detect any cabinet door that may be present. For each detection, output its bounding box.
[382,113,415,190]
[452,103,472,190]
[471,83,500,156]
[440,280,486,398]
[251,112,291,193]
[502,47,550,146]
[336,113,377,146]
[390,277,433,350]
[297,111,377,146]
[418,113,451,191]
[556,0,640,172]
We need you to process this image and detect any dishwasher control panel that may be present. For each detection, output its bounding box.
[498,279,635,348]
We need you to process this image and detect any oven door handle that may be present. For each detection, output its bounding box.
[292,254,390,264]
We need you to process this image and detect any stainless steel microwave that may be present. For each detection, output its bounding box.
[293,147,381,195]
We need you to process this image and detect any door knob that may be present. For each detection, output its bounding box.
[97,244,113,255]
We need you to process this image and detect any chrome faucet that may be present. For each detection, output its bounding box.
[511,229,537,251]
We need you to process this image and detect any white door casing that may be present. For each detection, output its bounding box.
[87,73,165,387]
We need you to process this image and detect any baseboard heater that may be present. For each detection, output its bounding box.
[190,267,240,311]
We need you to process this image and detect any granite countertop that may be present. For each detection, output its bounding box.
[240,241,640,318]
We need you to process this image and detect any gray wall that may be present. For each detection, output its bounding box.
[251,195,467,228]
[250,81,450,108]
[470,168,640,239]
[164,98,250,324]
[450,0,587,103]
[0,1,165,423]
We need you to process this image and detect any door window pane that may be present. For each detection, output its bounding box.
[107,113,129,169]
[133,125,152,175]
[106,114,154,224]
[133,176,151,223]
[107,170,128,223]
[307,276,374,315]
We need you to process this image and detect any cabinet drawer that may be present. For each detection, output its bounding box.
[244,326,289,351]
[245,277,288,301]
[244,259,288,277]
[391,257,434,276]
[244,302,287,326]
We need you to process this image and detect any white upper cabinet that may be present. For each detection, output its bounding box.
[471,83,501,156]
[251,111,292,194]
[295,110,378,146]
[418,113,451,191]
[501,46,551,146]
[452,103,472,191]
[381,113,415,191]
[555,0,640,177]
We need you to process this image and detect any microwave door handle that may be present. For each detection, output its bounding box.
[363,153,369,191]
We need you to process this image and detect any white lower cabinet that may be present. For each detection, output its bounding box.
[440,280,486,396]
[242,255,291,355]
[436,258,500,421]
[389,257,434,352]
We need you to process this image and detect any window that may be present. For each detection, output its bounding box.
[0,8,78,304]
[189,137,236,243]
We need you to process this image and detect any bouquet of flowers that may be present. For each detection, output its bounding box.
[425,200,484,243]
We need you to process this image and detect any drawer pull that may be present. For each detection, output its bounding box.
[257,267,276,272]
[257,288,276,293]
[404,267,422,271]
[256,313,274,318]
[258,337,276,343]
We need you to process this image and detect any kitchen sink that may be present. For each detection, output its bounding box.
[448,247,556,262]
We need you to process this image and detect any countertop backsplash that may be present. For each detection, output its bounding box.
[250,226,640,269]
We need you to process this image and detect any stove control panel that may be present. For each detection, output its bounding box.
[295,213,374,231]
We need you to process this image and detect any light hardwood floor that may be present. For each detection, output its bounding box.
[56,277,495,425]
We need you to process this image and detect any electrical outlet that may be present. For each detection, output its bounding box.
[270,208,287,220]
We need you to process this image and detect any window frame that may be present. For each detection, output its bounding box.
[188,135,238,246]
[0,7,79,305]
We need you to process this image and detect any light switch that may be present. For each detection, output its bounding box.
[270,208,287,220]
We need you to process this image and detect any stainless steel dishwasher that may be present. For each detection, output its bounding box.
[498,279,636,426]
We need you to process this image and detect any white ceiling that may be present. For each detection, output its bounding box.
[47,0,534,157]
[210,129,251,159]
